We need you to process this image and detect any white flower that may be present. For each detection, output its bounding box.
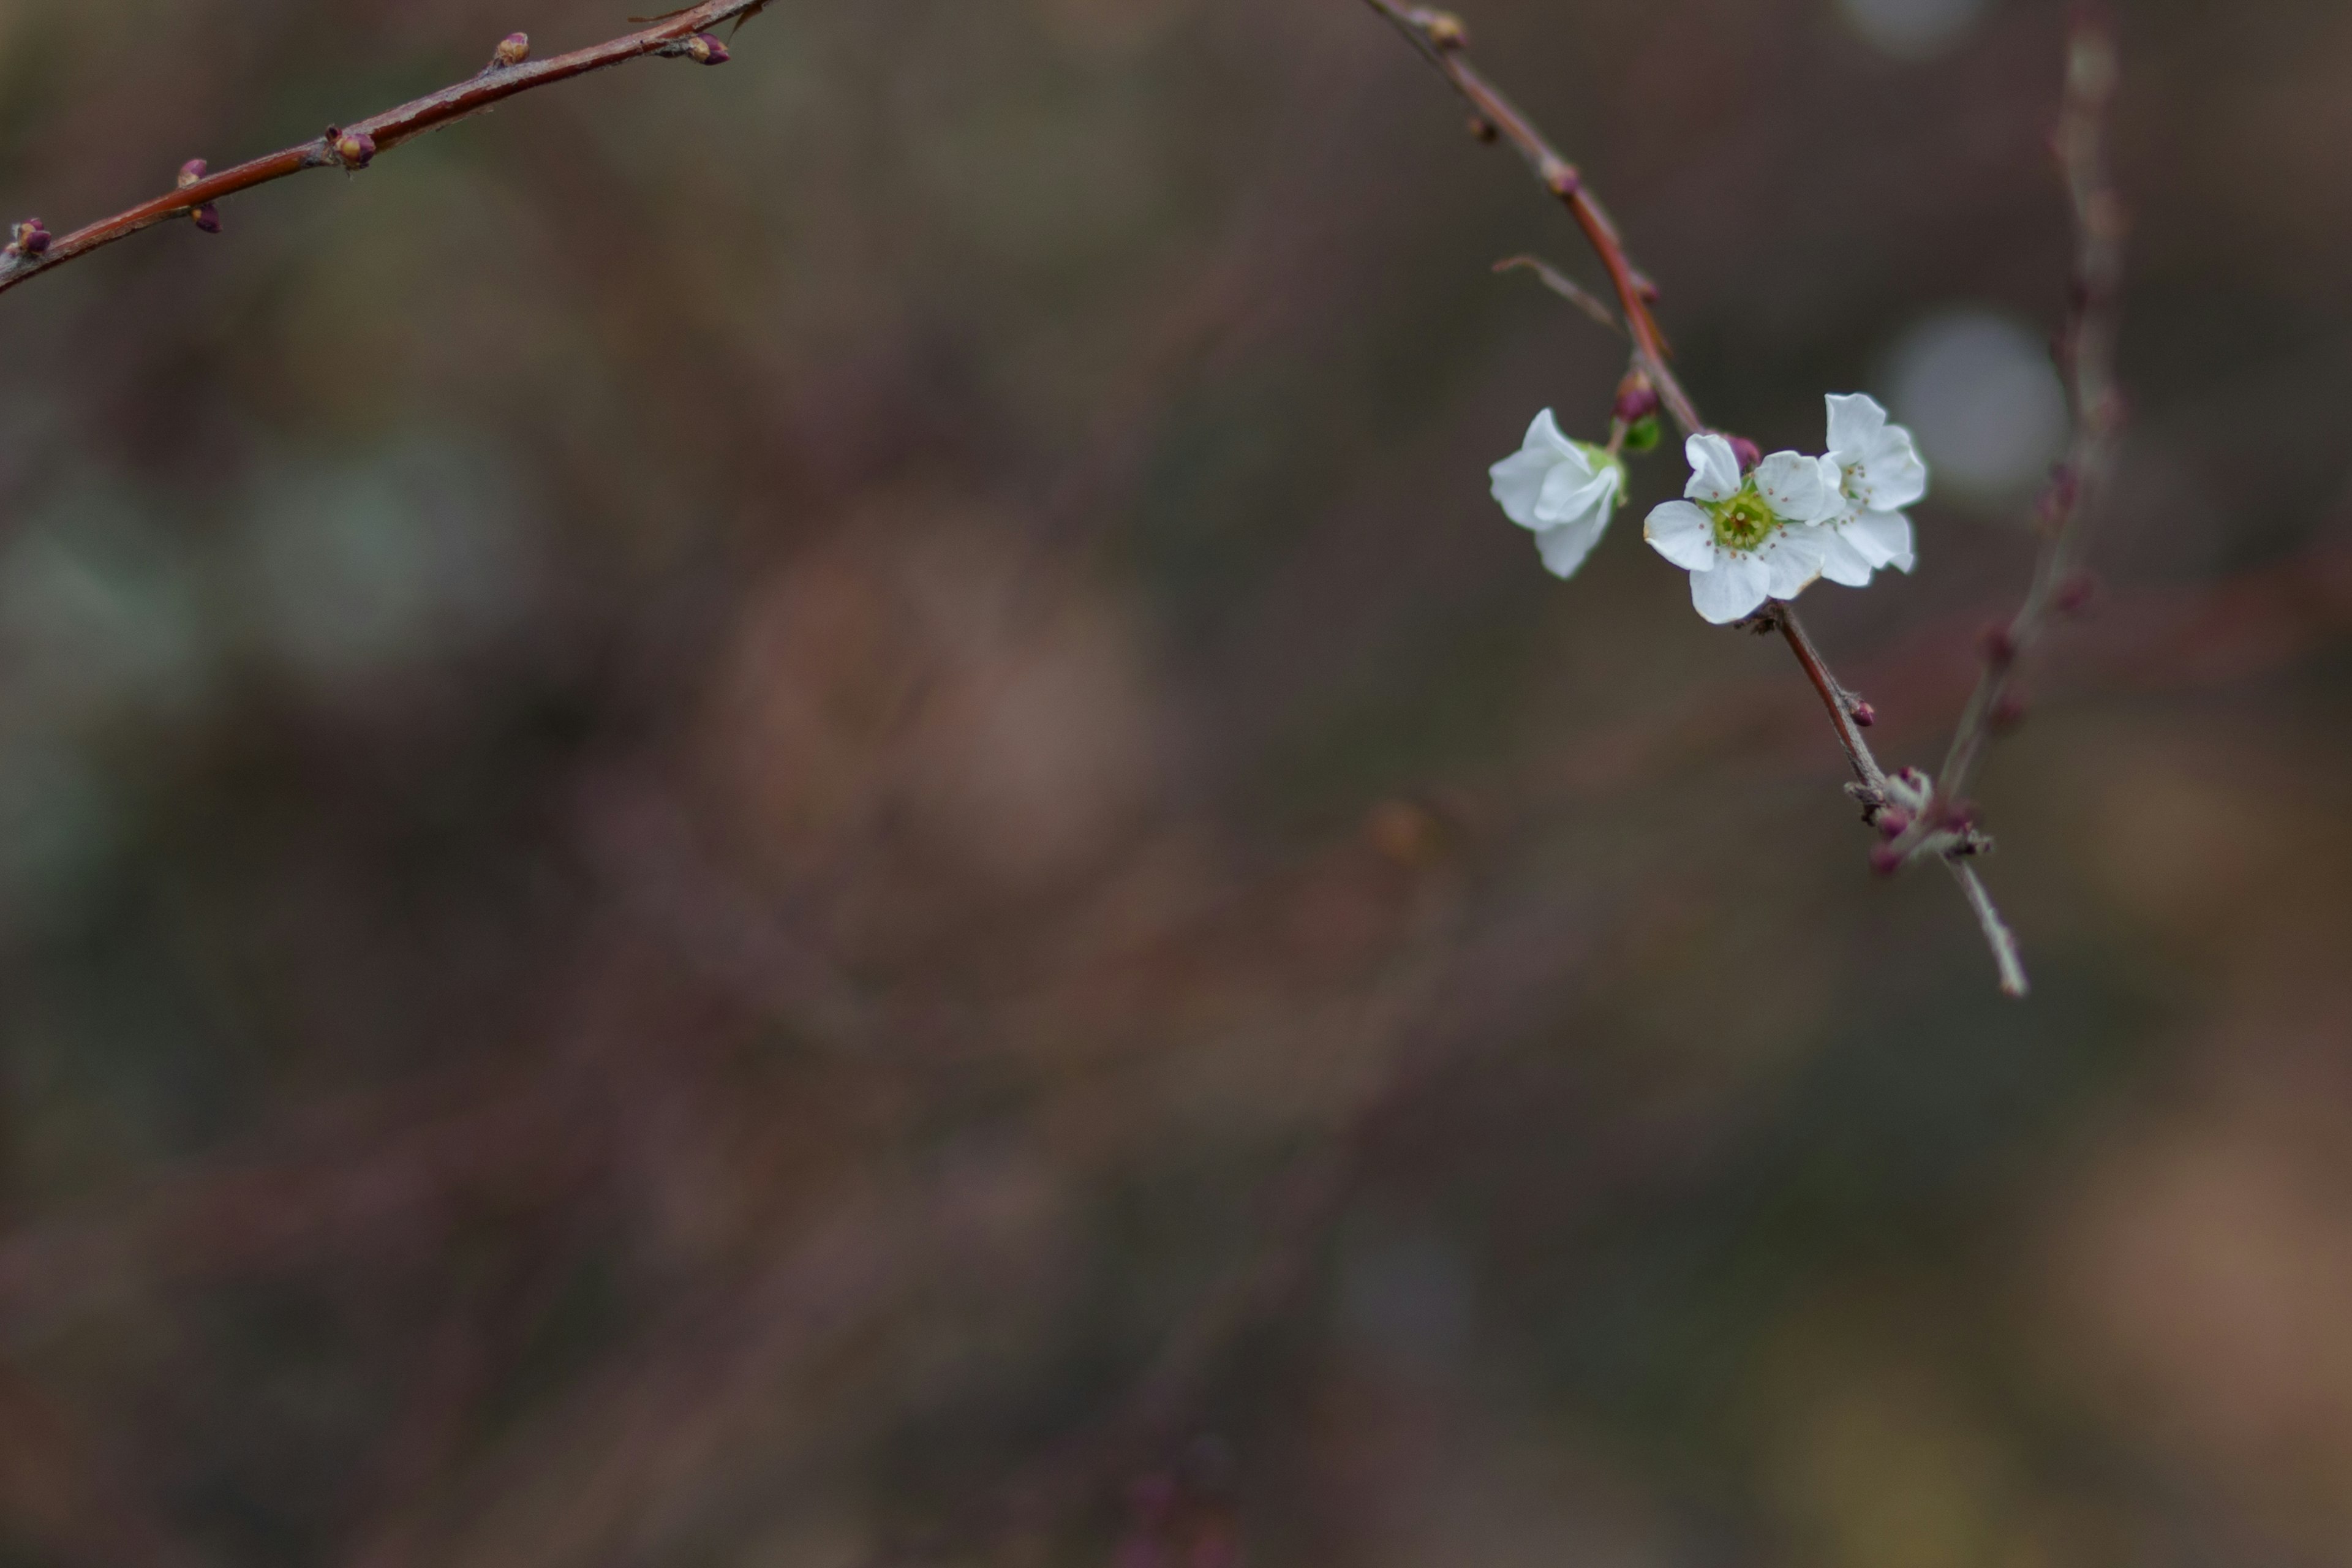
[1642,434,1839,624]
[1818,393,1928,587]
[1489,410,1629,581]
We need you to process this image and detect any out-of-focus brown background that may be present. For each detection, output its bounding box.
[0,0,2346,1562]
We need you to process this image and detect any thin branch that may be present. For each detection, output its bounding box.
[1356,1,1703,439]
[1360,1,2034,995]
[1882,8,2124,880]
[1493,255,1622,336]
[0,1,769,300]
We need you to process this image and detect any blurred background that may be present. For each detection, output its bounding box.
[0,0,2346,1562]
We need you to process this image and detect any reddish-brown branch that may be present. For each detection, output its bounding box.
[1357,1,1705,438]
[0,1,769,300]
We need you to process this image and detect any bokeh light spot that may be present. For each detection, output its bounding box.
[1884,309,2070,504]
[1836,0,1992,61]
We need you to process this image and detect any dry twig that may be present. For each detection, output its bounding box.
[0,1,769,298]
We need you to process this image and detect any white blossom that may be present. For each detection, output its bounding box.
[1489,410,1629,581]
[1642,434,1839,624]
[1818,393,1928,587]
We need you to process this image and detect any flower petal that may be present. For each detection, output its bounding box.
[1846,508,1916,572]
[1684,434,1743,503]
[1536,459,1613,525]
[1754,451,1831,522]
[1825,393,1888,461]
[1761,523,1828,599]
[1818,527,1877,587]
[1860,426,1929,511]
[1691,552,1770,625]
[1534,514,1607,580]
[1644,500,1717,571]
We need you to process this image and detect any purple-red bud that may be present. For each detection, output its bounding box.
[330,127,377,169]
[1727,435,1763,473]
[7,218,50,257]
[1851,701,1878,729]
[192,205,222,235]
[1869,842,1908,878]
[1980,624,2018,666]
[2056,570,2099,616]
[494,32,531,67]
[178,159,208,189]
[1613,381,1661,425]
[687,32,731,64]
[1544,162,1581,198]
[1876,807,1913,840]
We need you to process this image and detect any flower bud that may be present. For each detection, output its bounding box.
[494,32,531,67]
[178,158,209,189]
[1850,701,1878,729]
[192,205,222,235]
[1868,841,1908,878]
[687,32,731,64]
[1613,380,1660,426]
[7,218,51,258]
[1727,435,1762,473]
[1875,807,1913,839]
[1623,415,1662,454]
[1466,114,1498,144]
[1419,10,1469,49]
[331,128,377,169]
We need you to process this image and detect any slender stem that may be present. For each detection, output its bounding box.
[0,0,771,299]
[1356,1,1705,438]
[1777,606,1888,793]
[1890,10,2124,860]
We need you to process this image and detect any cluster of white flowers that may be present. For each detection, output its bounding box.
[1490,394,1928,625]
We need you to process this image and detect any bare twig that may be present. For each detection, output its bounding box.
[1493,255,1623,336]
[0,2,768,299]
[1358,1,2036,994]
[1877,8,2125,944]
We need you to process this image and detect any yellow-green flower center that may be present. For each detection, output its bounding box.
[1707,491,1778,553]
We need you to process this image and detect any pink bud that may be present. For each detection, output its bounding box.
[494,32,531,67]
[178,158,209,189]
[687,33,731,64]
[1875,807,1913,839]
[1851,701,1877,729]
[331,128,377,169]
[1869,842,1907,878]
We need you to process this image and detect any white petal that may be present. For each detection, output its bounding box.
[1536,459,1613,525]
[1691,553,1770,625]
[1523,408,1577,458]
[1762,524,1828,599]
[1534,514,1607,580]
[1818,528,1877,587]
[1860,426,1929,511]
[1490,448,1562,529]
[1684,434,1743,503]
[1847,508,1916,572]
[1644,500,1717,571]
[1754,451,1830,522]
[1825,393,1887,461]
